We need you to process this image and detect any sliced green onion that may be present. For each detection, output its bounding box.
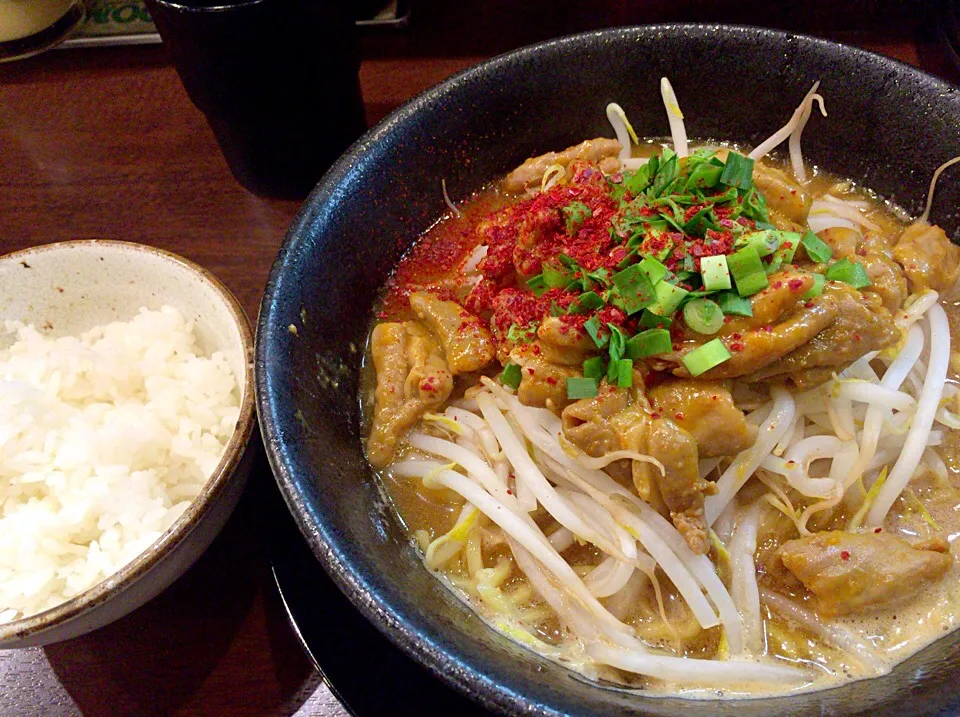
[616,250,637,269]
[700,254,732,291]
[825,257,871,288]
[638,256,669,285]
[719,152,754,189]
[584,315,608,348]
[525,274,548,297]
[636,232,675,261]
[715,291,753,317]
[683,206,720,237]
[682,339,731,377]
[582,356,605,380]
[764,255,783,275]
[506,323,537,343]
[775,231,801,264]
[567,377,599,400]
[649,281,689,317]
[542,264,569,289]
[626,329,673,359]
[734,229,780,257]
[617,358,633,388]
[607,356,619,383]
[500,362,522,390]
[800,230,833,263]
[683,298,725,334]
[803,272,826,299]
[568,291,604,315]
[639,309,673,329]
[685,162,723,191]
[612,263,656,315]
[562,201,592,234]
[726,246,769,297]
[608,324,627,363]
[549,301,565,317]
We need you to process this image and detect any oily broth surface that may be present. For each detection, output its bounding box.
[360,144,960,696]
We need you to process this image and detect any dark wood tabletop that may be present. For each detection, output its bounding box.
[1,3,958,715]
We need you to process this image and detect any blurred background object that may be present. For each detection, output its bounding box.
[143,0,366,199]
[0,0,85,61]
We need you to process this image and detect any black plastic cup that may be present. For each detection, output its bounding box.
[144,0,366,199]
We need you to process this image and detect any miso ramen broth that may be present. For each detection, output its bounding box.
[359,81,960,697]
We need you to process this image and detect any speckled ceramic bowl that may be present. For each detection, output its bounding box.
[257,25,960,716]
[0,240,256,649]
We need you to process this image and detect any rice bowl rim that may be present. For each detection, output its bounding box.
[0,239,256,644]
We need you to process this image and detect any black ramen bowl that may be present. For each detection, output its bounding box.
[256,25,960,717]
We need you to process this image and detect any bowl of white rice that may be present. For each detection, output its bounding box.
[0,240,255,648]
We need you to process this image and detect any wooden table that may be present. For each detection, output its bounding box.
[0,6,958,714]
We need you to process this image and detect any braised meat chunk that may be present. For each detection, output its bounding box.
[753,163,811,228]
[894,222,960,295]
[745,283,899,388]
[561,377,747,555]
[817,227,907,312]
[648,380,756,458]
[661,270,898,389]
[503,138,622,194]
[409,291,495,374]
[775,531,953,617]
[509,344,579,411]
[367,321,453,468]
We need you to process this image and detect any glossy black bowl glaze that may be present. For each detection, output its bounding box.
[257,25,960,716]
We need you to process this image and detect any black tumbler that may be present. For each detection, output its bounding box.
[144,0,366,198]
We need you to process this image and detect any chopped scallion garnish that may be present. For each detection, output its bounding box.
[682,339,731,377]
[542,263,569,289]
[800,230,833,263]
[608,324,627,363]
[825,257,871,288]
[803,272,826,299]
[683,298,724,334]
[715,291,753,317]
[562,202,592,234]
[567,291,604,315]
[639,256,669,285]
[719,152,754,189]
[699,254,732,291]
[584,315,609,348]
[617,358,633,388]
[525,274,548,297]
[734,229,780,257]
[612,263,656,315]
[649,281,689,316]
[726,246,769,297]
[638,309,673,329]
[775,231,801,264]
[626,328,672,359]
[567,377,599,399]
[582,356,605,380]
[500,362,522,390]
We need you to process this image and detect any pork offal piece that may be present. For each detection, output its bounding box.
[510,344,580,412]
[408,291,495,375]
[893,222,960,295]
[775,530,953,617]
[648,380,757,458]
[367,321,453,468]
[744,283,900,388]
[561,378,742,555]
[502,138,622,194]
[753,163,812,227]
[817,227,907,312]
[662,272,898,389]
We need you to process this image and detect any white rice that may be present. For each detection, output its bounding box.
[0,306,240,621]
